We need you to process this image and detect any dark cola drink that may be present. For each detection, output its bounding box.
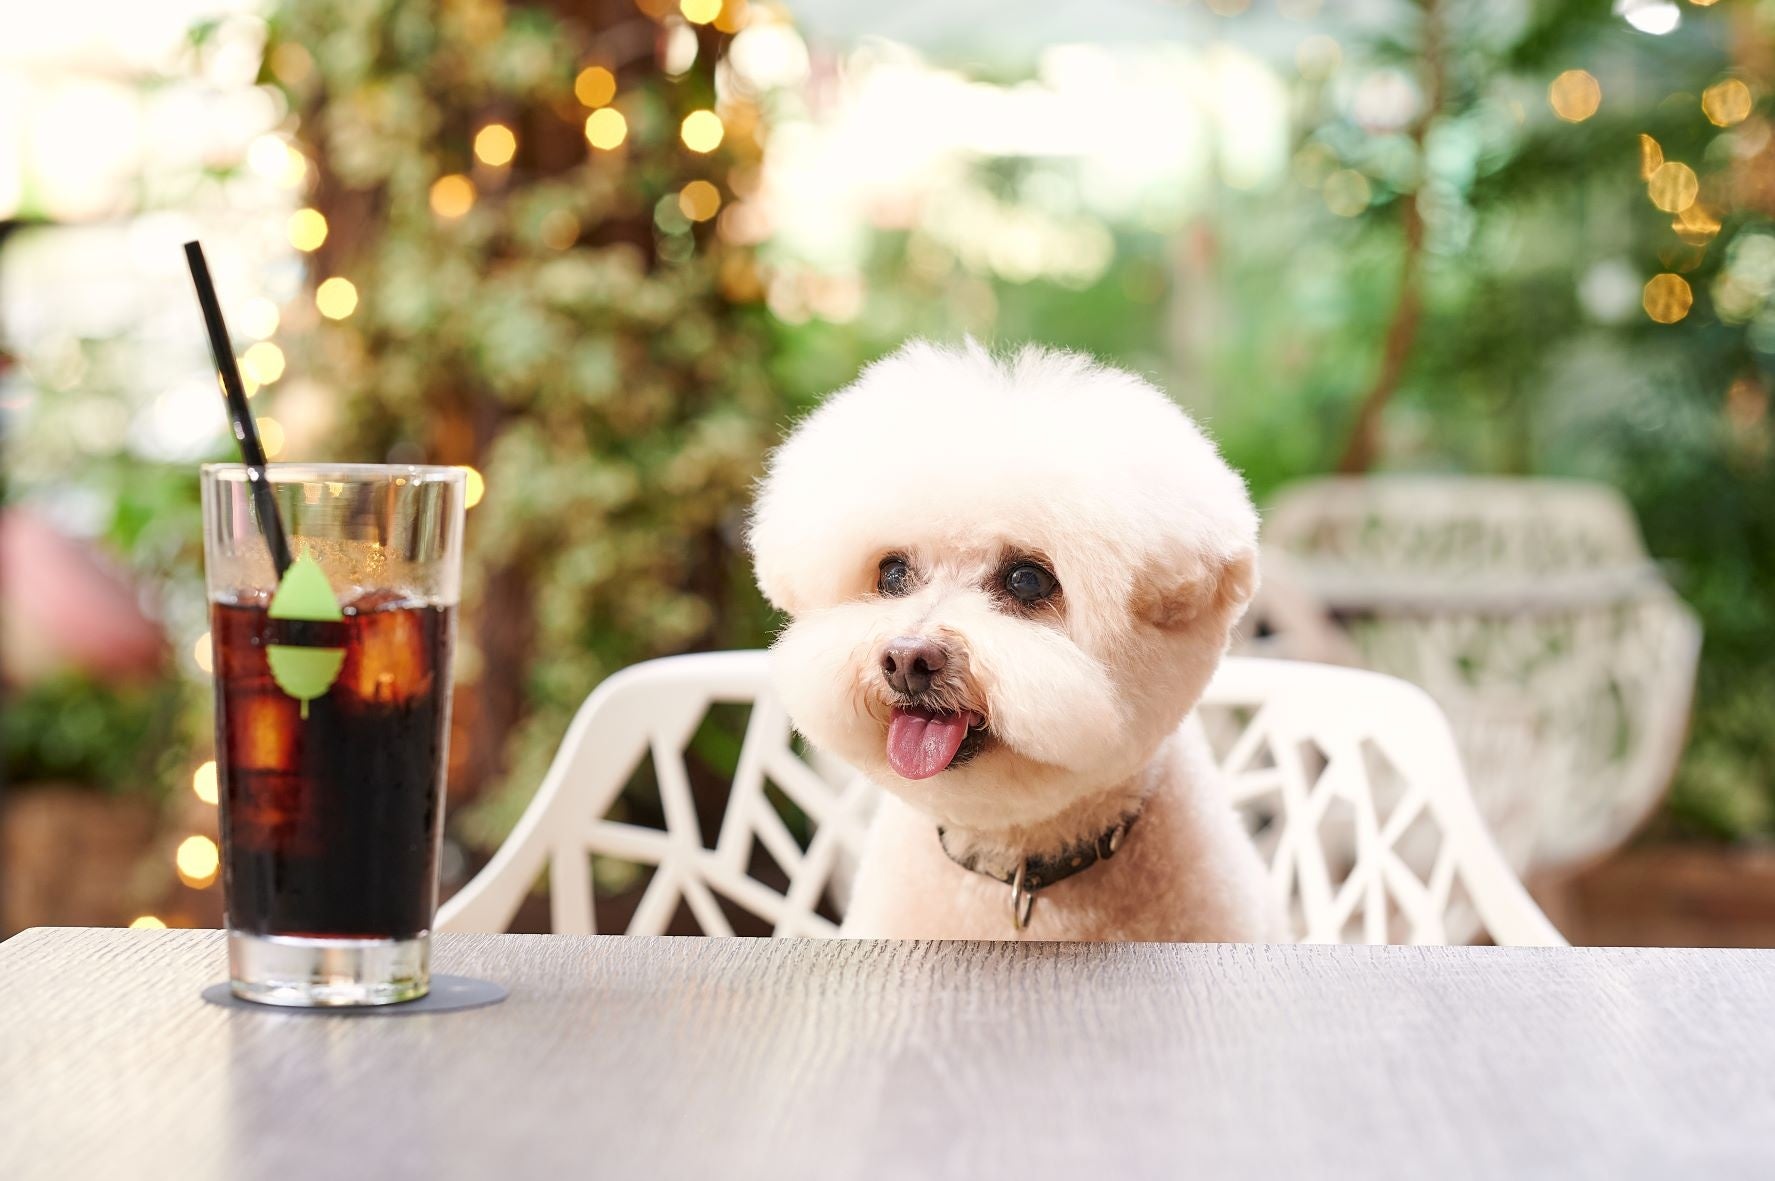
[211,590,454,940]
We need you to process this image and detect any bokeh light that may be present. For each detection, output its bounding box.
[1647,161,1699,212]
[247,136,307,188]
[1296,35,1340,81]
[287,208,328,251]
[241,341,286,385]
[430,174,477,218]
[540,208,580,250]
[129,916,167,930]
[239,298,281,340]
[681,0,721,23]
[1643,272,1693,323]
[715,0,750,33]
[681,110,725,153]
[193,632,212,674]
[316,277,359,320]
[1621,1,1680,36]
[1702,79,1753,127]
[678,179,722,222]
[462,466,486,508]
[175,835,220,888]
[575,66,617,108]
[1639,133,1664,181]
[474,123,518,166]
[192,760,218,805]
[1674,203,1721,245]
[1322,169,1371,217]
[585,108,628,150]
[258,417,286,459]
[1549,70,1602,122]
[663,22,699,76]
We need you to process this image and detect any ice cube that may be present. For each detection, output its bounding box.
[341,601,433,705]
[229,692,299,771]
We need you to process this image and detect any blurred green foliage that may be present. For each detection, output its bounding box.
[262,0,793,841]
[2,674,184,800]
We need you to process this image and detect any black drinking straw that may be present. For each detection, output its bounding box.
[184,240,294,579]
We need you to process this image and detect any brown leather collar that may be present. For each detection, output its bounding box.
[936,810,1141,930]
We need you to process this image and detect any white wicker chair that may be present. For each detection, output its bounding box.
[1260,476,1702,874]
[440,651,1561,946]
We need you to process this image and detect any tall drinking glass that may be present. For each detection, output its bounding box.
[201,464,465,1006]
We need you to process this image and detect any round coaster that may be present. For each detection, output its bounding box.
[201,974,507,1015]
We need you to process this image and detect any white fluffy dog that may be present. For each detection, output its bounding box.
[749,341,1275,941]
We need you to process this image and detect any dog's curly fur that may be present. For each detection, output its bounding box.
[750,340,1276,941]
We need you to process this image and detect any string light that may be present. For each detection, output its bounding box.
[247,136,306,188]
[681,109,724,153]
[192,760,219,805]
[316,277,359,320]
[681,0,721,23]
[678,179,721,222]
[430,174,477,218]
[461,466,486,509]
[1643,273,1693,323]
[287,208,328,251]
[575,66,617,108]
[1702,79,1753,127]
[1647,161,1699,212]
[1673,203,1721,245]
[239,297,280,340]
[257,417,286,459]
[193,632,212,674]
[176,835,220,888]
[241,342,286,386]
[585,107,628,150]
[663,22,699,75]
[129,916,167,930]
[714,0,750,33]
[474,123,518,166]
[1639,133,1664,181]
[1549,70,1601,122]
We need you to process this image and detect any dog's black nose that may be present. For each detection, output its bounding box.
[881,636,947,696]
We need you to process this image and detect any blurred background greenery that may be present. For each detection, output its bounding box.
[2,0,1771,938]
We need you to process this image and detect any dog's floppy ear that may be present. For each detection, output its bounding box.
[1132,546,1259,633]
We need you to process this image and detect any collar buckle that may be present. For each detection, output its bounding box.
[1009,862,1036,930]
[939,810,1142,933]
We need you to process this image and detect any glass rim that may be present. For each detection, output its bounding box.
[202,462,466,485]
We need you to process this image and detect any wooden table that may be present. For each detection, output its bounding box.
[3,929,1772,1180]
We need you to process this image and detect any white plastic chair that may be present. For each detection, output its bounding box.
[440,651,1562,946]
[1261,476,1702,874]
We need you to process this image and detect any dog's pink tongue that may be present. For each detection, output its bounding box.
[887,708,970,780]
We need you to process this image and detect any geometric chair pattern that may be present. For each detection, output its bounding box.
[440,651,1562,946]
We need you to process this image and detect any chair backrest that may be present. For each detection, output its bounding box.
[1264,475,1658,608]
[1258,474,1701,873]
[439,652,1562,946]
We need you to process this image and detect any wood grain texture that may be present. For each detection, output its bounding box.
[2,929,1772,1180]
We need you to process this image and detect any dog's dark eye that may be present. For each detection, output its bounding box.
[878,556,912,597]
[1004,562,1057,604]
